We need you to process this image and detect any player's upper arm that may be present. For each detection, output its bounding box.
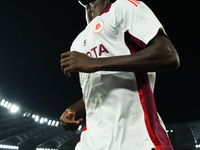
[115,0,164,45]
[147,29,180,69]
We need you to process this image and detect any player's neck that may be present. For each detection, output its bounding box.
[85,0,110,23]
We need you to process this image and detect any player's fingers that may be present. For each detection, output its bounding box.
[60,56,71,64]
[63,65,78,75]
[66,112,74,119]
[60,120,77,126]
[67,112,74,117]
[64,68,72,75]
[60,61,71,72]
[60,113,73,123]
[76,118,84,124]
[60,111,72,119]
[60,119,81,131]
[60,121,67,126]
[61,51,70,59]
[60,60,71,72]
[66,72,71,77]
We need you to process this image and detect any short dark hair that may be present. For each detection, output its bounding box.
[110,0,116,2]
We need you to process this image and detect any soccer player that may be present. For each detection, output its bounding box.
[60,0,180,149]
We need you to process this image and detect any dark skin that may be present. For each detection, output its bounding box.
[60,98,85,131]
[60,0,180,131]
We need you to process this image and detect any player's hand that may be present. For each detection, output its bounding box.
[60,109,83,132]
[60,51,96,76]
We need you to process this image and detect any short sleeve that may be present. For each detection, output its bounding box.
[115,0,164,45]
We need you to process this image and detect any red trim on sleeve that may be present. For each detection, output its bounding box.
[82,125,87,131]
[79,125,87,143]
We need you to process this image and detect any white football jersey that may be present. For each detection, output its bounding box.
[71,0,173,149]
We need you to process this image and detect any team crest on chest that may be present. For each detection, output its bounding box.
[93,20,104,34]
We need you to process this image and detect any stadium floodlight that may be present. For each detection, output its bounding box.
[44,118,48,122]
[7,103,12,109]
[11,145,15,149]
[23,112,27,117]
[3,101,8,108]
[36,148,58,150]
[78,125,82,131]
[32,114,36,118]
[51,120,55,126]
[0,144,19,149]
[35,115,39,122]
[26,112,31,117]
[10,104,19,113]
[55,121,59,127]
[196,144,200,148]
[0,99,5,106]
[6,145,10,149]
[48,120,52,126]
[40,117,44,124]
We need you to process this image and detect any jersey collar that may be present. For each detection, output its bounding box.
[99,2,114,16]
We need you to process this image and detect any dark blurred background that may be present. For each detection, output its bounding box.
[0,0,199,124]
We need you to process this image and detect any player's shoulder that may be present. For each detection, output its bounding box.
[113,0,155,20]
[113,0,148,12]
[113,0,142,7]
[70,30,85,50]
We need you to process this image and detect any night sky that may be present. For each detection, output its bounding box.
[0,0,199,124]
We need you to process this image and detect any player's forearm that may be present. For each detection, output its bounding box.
[94,33,180,72]
[61,30,180,74]
[67,98,85,116]
[95,48,178,72]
